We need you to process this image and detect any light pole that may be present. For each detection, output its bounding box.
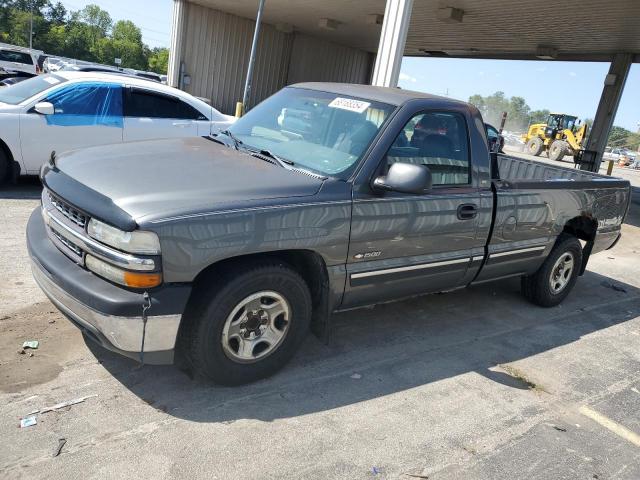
[29,0,33,50]
[237,0,266,117]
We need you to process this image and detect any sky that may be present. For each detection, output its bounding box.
[55,2,639,132]
[58,0,173,48]
[399,57,640,132]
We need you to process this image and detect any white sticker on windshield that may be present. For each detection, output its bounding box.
[42,76,60,85]
[328,97,370,114]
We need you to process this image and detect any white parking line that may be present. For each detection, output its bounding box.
[579,405,640,447]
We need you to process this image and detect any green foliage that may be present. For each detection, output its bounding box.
[1,0,167,73]
[608,126,630,147]
[148,47,169,74]
[468,91,533,131]
[529,109,550,125]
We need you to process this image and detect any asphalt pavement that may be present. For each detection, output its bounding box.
[2,175,640,480]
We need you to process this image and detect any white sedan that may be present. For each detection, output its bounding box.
[0,71,235,183]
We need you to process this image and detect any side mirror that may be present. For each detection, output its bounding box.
[34,101,54,115]
[374,162,432,194]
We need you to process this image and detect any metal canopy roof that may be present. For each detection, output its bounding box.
[189,0,640,61]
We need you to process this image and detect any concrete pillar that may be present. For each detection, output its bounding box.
[167,0,187,88]
[371,0,414,87]
[582,53,633,172]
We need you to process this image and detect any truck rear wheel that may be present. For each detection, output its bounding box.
[549,140,568,161]
[183,261,312,385]
[521,234,582,307]
[526,137,543,156]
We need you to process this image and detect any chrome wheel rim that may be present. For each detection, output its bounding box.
[549,252,574,294]
[221,291,290,363]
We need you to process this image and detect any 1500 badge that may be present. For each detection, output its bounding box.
[353,251,382,259]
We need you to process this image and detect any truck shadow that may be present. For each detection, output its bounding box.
[0,176,42,199]
[88,269,640,423]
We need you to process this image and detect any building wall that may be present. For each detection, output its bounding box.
[287,33,372,85]
[175,2,373,115]
[180,2,291,114]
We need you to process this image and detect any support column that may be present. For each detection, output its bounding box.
[167,0,187,88]
[582,53,633,172]
[240,0,266,115]
[371,0,414,87]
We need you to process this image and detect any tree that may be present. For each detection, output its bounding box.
[626,132,640,151]
[607,126,632,148]
[92,20,147,69]
[529,109,550,125]
[468,91,533,131]
[148,47,169,74]
[75,4,111,36]
[46,2,67,25]
[0,1,168,74]
[112,20,142,44]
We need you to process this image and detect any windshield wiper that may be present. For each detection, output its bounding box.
[249,148,294,169]
[219,129,242,150]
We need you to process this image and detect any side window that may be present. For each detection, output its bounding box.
[386,111,470,186]
[125,89,206,120]
[178,100,208,120]
[44,82,123,127]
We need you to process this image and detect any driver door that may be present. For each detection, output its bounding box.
[342,110,485,308]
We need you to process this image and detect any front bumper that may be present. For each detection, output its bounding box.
[27,208,192,364]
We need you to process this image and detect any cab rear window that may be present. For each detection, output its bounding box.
[0,50,33,65]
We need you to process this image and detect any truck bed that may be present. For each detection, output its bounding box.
[496,154,616,183]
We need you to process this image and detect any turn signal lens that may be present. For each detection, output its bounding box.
[123,271,163,288]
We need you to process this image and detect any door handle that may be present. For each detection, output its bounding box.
[172,121,191,127]
[457,203,478,220]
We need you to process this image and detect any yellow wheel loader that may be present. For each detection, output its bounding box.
[521,113,587,161]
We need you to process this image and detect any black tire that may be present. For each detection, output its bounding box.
[549,140,568,161]
[526,137,544,156]
[521,234,582,307]
[0,147,9,186]
[183,261,312,385]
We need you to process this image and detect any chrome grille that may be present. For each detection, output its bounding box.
[51,228,83,258]
[48,192,87,228]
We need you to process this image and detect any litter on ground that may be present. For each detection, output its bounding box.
[22,340,39,349]
[20,416,37,428]
[27,394,98,416]
[53,438,67,457]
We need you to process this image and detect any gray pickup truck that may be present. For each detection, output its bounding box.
[27,83,631,385]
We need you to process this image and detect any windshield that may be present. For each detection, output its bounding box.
[228,87,396,178]
[0,74,65,105]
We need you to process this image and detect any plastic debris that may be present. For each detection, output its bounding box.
[28,394,97,415]
[22,340,39,349]
[53,438,66,457]
[20,416,37,428]
[372,466,381,475]
[350,373,362,379]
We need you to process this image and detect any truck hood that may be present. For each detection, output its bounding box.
[55,136,324,222]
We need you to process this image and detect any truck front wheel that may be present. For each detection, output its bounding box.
[526,137,544,156]
[521,234,582,307]
[183,261,312,385]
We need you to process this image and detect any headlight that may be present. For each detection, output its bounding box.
[86,255,162,288]
[87,219,160,255]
